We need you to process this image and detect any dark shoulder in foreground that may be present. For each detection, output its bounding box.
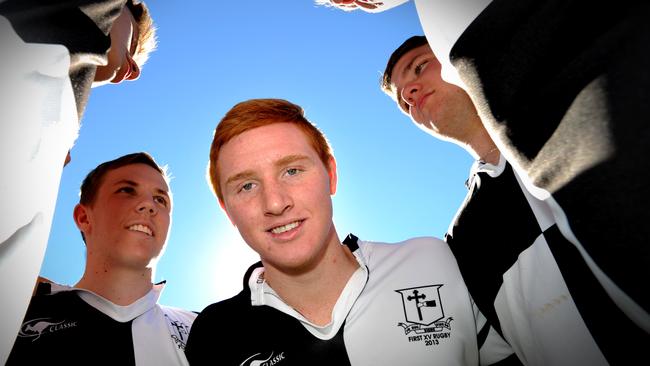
[185,262,260,364]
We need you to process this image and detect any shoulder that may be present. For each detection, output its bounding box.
[159,304,198,324]
[358,236,457,268]
[360,236,449,255]
[28,282,77,311]
[193,290,250,324]
[185,291,259,362]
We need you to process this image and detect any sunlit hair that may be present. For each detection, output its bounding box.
[126,0,158,68]
[79,152,169,207]
[208,98,334,203]
[381,35,428,100]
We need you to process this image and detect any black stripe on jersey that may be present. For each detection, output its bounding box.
[477,319,490,348]
[186,262,352,366]
[544,225,649,365]
[446,163,541,336]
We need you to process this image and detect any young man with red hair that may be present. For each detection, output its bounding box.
[185,98,518,365]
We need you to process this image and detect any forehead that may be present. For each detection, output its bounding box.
[218,123,318,175]
[126,8,139,55]
[390,44,434,88]
[100,163,168,191]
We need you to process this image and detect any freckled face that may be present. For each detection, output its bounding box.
[218,123,338,273]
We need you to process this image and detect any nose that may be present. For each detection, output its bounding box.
[136,196,157,215]
[400,81,420,109]
[125,55,140,81]
[63,150,72,167]
[262,182,292,216]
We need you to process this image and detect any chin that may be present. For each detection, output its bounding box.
[91,69,118,87]
[91,78,113,88]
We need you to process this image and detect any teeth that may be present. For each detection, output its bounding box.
[128,224,152,236]
[271,221,300,234]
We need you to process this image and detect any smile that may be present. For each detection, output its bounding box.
[128,224,153,236]
[269,221,302,234]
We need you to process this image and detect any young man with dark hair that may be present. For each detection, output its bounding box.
[6,152,196,365]
[380,34,626,365]
[322,1,650,363]
[0,2,158,360]
[185,98,518,365]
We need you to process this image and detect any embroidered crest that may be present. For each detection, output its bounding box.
[395,285,453,346]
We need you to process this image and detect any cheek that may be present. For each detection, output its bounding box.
[161,215,172,233]
[106,45,125,70]
[227,203,256,230]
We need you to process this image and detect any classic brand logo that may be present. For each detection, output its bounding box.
[395,285,453,346]
[240,351,285,366]
[18,317,77,341]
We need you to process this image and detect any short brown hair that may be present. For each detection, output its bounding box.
[126,0,157,68]
[208,98,334,203]
[79,152,168,207]
[381,35,428,99]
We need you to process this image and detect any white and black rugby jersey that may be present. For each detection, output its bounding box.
[185,234,518,366]
[7,281,197,366]
[445,155,647,365]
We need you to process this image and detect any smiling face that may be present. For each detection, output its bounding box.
[92,6,141,86]
[74,163,171,270]
[217,123,338,274]
[390,44,480,143]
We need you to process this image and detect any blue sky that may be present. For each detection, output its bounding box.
[41,1,474,312]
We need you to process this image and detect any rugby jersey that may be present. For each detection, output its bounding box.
[185,234,517,366]
[445,155,646,365]
[7,281,197,366]
[447,2,650,363]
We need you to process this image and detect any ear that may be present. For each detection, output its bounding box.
[327,156,338,195]
[218,198,236,226]
[73,203,91,234]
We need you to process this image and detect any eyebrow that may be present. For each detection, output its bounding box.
[224,170,256,188]
[400,54,418,80]
[224,154,311,187]
[113,179,170,198]
[275,154,310,168]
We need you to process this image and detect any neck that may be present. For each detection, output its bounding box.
[467,128,500,165]
[263,235,359,326]
[479,146,500,164]
[75,262,154,306]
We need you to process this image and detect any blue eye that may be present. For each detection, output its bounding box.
[241,182,254,192]
[286,168,299,176]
